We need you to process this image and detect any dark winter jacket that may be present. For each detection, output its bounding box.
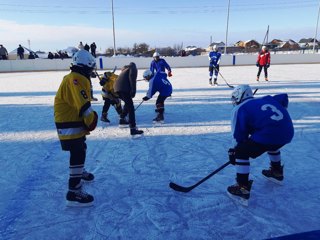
[114,62,137,98]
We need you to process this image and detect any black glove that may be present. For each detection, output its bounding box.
[142,96,150,101]
[266,64,270,68]
[228,148,236,165]
[99,77,107,86]
[256,62,259,67]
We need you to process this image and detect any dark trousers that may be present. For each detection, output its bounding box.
[102,97,122,115]
[209,65,219,78]
[257,65,268,78]
[60,137,87,189]
[117,92,136,128]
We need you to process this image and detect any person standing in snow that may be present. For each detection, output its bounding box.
[0,44,8,60]
[256,46,271,81]
[114,62,144,137]
[227,84,294,204]
[142,69,172,123]
[54,50,98,207]
[90,42,97,57]
[17,44,24,60]
[208,45,222,85]
[150,52,172,77]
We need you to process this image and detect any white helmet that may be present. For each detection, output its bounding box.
[262,46,267,50]
[212,45,217,51]
[72,50,96,69]
[153,52,160,58]
[143,69,153,80]
[231,84,253,106]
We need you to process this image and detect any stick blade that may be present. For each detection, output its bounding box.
[169,182,192,193]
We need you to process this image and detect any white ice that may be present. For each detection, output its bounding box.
[0,64,319,239]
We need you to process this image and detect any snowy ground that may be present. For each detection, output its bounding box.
[0,64,319,240]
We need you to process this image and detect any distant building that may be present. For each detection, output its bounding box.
[277,39,300,50]
[298,38,319,48]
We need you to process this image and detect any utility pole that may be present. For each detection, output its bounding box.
[111,0,116,56]
[313,1,320,53]
[224,0,231,54]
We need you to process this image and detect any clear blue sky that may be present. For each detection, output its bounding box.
[0,0,319,52]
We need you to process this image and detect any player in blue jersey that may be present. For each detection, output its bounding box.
[208,45,222,85]
[150,52,172,77]
[227,84,294,204]
[142,69,173,123]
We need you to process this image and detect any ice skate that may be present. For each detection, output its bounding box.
[130,127,144,139]
[265,77,269,81]
[119,118,129,128]
[262,165,284,185]
[66,186,94,207]
[227,180,253,206]
[82,169,95,182]
[213,78,218,86]
[153,113,164,124]
[100,113,110,124]
[209,77,212,85]
[256,76,259,82]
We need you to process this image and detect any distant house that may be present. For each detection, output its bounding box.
[233,40,260,52]
[207,42,225,52]
[266,39,282,49]
[298,38,319,48]
[277,39,300,50]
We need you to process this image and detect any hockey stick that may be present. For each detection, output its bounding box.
[212,65,234,88]
[169,161,231,193]
[135,100,144,111]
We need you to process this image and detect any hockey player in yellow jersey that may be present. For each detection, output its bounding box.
[99,71,129,127]
[54,50,98,207]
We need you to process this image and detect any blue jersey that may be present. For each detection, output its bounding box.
[208,51,221,67]
[150,59,171,74]
[231,94,294,145]
[146,71,172,98]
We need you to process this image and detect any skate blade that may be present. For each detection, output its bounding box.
[153,120,164,125]
[227,191,249,207]
[119,125,129,128]
[262,175,284,185]
[66,201,94,207]
[131,134,143,139]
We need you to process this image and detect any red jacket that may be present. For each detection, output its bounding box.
[257,50,270,66]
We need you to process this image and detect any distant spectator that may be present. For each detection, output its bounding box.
[0,44,8,60]
[48,52,54,59]
[90,42,97,57]
[54,53,60,59]
[84,43,90,51]
[28,52,36,59]
[17,44,24,59]
[78,41,84,50]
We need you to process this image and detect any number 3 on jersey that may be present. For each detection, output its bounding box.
[261,104,283,121]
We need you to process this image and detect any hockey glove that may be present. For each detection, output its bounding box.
[85,111,98,131]
[99,77,107,86]
[228,148,236,165]
[266,64,270,68]
[256,62,259,67]
[168,71,172,77]
[142,96,150,101]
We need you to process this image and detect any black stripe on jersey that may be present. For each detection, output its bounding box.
[235,161,250,166]
[79,101,91,117]
[55,121,84,129]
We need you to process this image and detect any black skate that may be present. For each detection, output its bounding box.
[66,187,94,207]
[262,165,284,185]
[130,127,144,139]
[82,169,94,182]
[227,180,253,206]
[209,78,212,85]
[213,78,218,86]
[100,115,110,124]
[119,118,129,128]
[153,114,164,124]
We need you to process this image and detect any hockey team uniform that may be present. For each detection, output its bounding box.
[228,93,294,204]
[256,49,271,81]
[144,71,172,123]
[99,72,127,126]
[150,58,172,75]
[208,50,222,85]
